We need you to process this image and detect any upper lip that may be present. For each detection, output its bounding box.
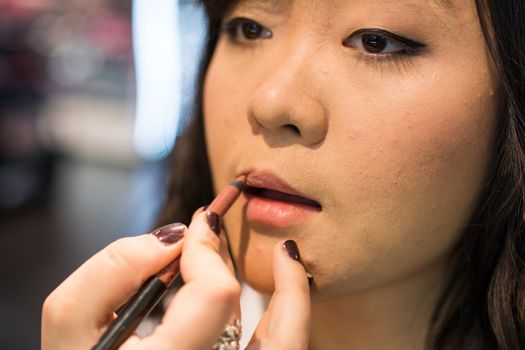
[240,169,322,208]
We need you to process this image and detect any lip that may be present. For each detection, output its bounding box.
[239,170,322,229]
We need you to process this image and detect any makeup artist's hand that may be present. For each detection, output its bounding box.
[246,240,312,350]
[42,210,311,349]
[41,222,186,350]
[184,211,312,350]
[41,211,239,350]
[164,209,312,350]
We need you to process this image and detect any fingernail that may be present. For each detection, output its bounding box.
[202,204,209,211]
[152,223,186,245]
[283,240,303,263]
[206,211,221,235]
[284,240,313,286]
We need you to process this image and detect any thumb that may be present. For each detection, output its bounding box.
[249,240,311,349]
[42,224,185,349]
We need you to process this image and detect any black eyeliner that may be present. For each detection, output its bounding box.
[348,28,426,50]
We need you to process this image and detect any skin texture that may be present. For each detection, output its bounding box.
[204,0,499,348]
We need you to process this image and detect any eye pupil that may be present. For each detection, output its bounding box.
[362,34,387,53]
[242,22,263,39]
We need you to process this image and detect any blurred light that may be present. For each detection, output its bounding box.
[132,0,181,161]
[48,38,104,86]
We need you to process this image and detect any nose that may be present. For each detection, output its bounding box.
[248,48,329,147]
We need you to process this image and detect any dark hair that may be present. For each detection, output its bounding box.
[157,1,525,348]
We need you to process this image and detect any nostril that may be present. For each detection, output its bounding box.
[284,124,301,135]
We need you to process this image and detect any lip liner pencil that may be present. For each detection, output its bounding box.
[92,175,246,350]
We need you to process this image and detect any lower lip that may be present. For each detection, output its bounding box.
[244,193,321,228]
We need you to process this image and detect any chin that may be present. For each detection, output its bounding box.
[242,269,347,302]
[243,274,275,296]
[237,249,339,300]
[237,255,276,296]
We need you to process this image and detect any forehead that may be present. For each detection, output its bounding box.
[234,0,455,12]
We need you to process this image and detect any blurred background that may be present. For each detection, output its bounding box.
[0,0,206,348]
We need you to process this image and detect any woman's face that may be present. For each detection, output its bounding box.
[203,0,499,299]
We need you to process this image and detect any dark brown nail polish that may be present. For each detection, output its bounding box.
[283,240,303,263]
[284,240,313,286]
[206,211,221,235]
[152,223,186,245]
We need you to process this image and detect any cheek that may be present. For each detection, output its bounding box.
[356,82,495,187]
[204,64,275,294]
[308,70,498,296]
[328,60,498,212]
[204,67,240,143]
[203,56,243,185]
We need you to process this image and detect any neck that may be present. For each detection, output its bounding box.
[309,260,448,350]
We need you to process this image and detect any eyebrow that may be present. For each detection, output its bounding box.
[434,0,454,9]
[235,0,289,13]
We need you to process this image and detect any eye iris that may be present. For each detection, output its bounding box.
[362,34,387,53]
[242,22,263,39]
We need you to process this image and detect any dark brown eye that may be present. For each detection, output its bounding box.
[242,21,264,39]
[361,34,387,53]
[343,29,425,57]
[224,17,273,43]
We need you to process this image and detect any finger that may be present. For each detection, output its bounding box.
[218,231,242,328]
[42,223,185,344]
[118,334,141,350]
[140,212,240,350]
[250,240,311,349]
[268,240,311,347]
[218,229,236,275]
[191,205,208,221]
[248,293,275,344]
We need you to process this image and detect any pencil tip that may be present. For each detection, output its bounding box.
[230,175,246,189]
[230,180,245,190]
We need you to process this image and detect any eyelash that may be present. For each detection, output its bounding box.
[222,17,426,63]
[222,17,272,46]
[343,28,426,61]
